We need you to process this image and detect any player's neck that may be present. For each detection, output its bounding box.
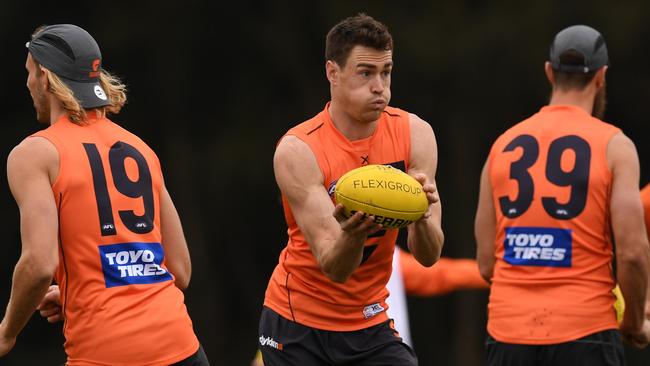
[48,100,68,126]
[547,89,595,116]
[328,101,378,141]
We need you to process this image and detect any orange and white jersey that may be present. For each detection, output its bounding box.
[264,103,411,331]
[33,113,198,365]
[487,105,620,344]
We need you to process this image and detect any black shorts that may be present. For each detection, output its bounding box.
[171,345,210,366]
[259,306,417,366]
[485,329,625,366]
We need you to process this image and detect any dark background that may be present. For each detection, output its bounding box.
[1,1,650,365]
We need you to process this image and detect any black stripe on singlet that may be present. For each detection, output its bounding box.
[285,272,296,322]
[306,123,324,135]
[58,193,70,336]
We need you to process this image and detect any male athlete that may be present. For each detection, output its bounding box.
[0,24,209,365]
[252,246,487,365]
[259,14,444,366]
[475,25,650,365]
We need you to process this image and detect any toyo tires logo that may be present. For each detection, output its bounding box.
[503,227,572,267]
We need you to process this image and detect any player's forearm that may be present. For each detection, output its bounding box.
[617,246,650,333]
[318,235,366,283]
[477,254,495,284]
[408,215,443,267]
[1,254,55,339]
[475,215,496,283]
[163,250,191,290]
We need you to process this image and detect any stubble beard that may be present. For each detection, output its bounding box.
[33,90,51,124]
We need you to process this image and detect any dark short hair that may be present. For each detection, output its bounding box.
[325,13,393,67]
[553,49,598,91]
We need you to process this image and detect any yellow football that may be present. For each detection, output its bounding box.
[334,164,428,229]
[612,284,625,324]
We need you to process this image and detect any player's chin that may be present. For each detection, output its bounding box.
[361,107,384,120]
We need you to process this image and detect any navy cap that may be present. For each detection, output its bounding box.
[26,24,110,108]
[549,25,608,74]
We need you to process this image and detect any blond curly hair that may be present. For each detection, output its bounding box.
[44,68,127,124]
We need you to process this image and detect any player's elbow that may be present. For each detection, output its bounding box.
[313,245,356,284]
[326,272,351,284]
[172,264,192,290]
[416,253,439,268]
[411,234,443,267]
[617,241,650,270]
[477,257,494,283]
[321,264,353,284]
[617,229,650,255]
[479,266,493,284]
[20,251,57,284]
[174,274,190,290]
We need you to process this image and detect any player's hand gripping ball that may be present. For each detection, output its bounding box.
[334,164,428,229]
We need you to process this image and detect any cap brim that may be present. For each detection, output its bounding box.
[59,77,111,109]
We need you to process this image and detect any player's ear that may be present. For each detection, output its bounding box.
[544,61,555,87]
[594,66,607,89]
[326,60,339,85]
[39,66,51,90]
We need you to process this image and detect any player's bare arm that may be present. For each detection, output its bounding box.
[274,135,381,283]
[475,158,497,283]
[406,114,444,267]
[160,183,192,290]
[608,132,650,347]
[0,137,59,357]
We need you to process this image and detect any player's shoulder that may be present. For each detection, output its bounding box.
[8,135,58,171]
[275,135,313,163]
[274,134,322,186]
[405,112,432,131]
[10,135,58,160]
[606,131,636,163]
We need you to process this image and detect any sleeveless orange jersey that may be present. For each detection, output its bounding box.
[32,113,198,365]
[264,103,412,331]
[641,184,650,239]
[487,105,621,344]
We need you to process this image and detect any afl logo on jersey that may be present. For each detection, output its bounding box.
[328,179,338,197]
[503,227,572,267]
[99,242,173,288]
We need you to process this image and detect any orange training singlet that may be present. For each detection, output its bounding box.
[264,103,412,331]
[487,105,621,344]
[399,250,487,296]
[32,113,199,365]
[641,184,650,239]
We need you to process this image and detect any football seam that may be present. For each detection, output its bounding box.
[335,192,427,214]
